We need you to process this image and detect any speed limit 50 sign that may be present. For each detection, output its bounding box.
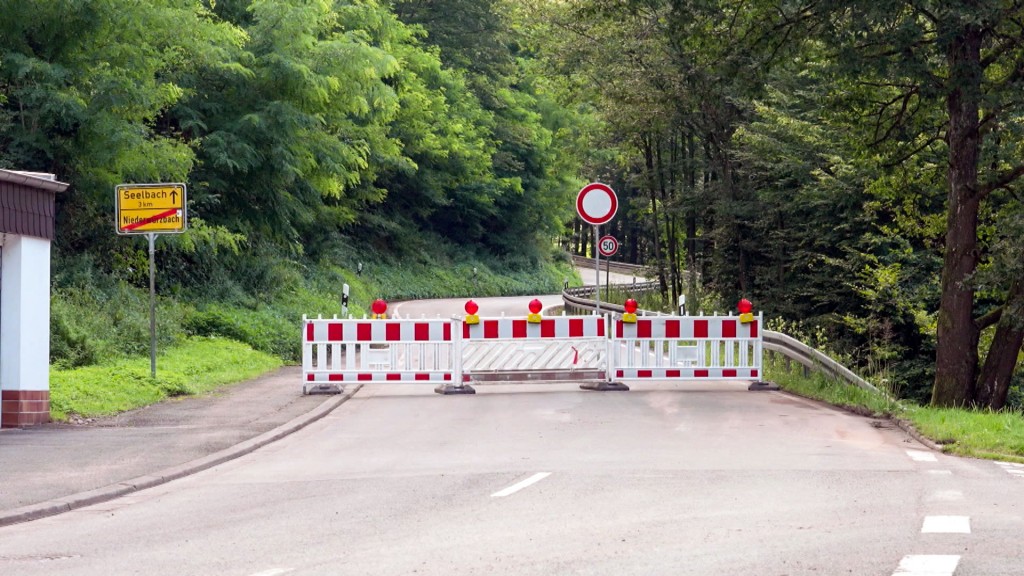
[598,235,619,257]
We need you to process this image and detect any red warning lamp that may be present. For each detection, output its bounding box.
[622,298,639,323]
[737,298,754,323]
[527,298,543,323]
[465,300,480,325]
[372,299,388,319]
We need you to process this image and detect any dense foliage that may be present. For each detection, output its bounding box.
[2,1,1021,409]
[1,0,587,367]
[515,0,1024,408]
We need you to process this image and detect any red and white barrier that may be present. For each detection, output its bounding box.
[301,310,764,393]
[302,316,462,393]
[610,314,762,383]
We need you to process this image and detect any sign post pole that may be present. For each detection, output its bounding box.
[115,182,189,380]
[148,232,157,379]
[594,225,601,315]
[576,182,618,318]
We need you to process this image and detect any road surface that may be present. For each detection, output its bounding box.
[1,296,1021,575]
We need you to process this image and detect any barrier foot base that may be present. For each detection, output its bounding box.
[305,383,343,395]
[435,383,477,395]
[748,381,780,391]
[580,381,630,392]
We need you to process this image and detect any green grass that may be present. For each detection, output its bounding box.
[49,337,282,421]
[766,356,1024,462]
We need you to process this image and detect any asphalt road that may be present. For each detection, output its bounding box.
[2,295,1022,575]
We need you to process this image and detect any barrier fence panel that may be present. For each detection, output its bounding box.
[461,315,608,382]
[610,314,762,382]
[302,316,461,393]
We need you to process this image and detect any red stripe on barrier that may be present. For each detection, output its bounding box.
[750,320,759,338]
[330,374,345,382]
[484,320,499,339]
[751,370,759,378]
[695,370,709,377]
[306,323,314,342]
[328,323,343,341]
[598,318,605,337]
[415,373,430,381]
[666,320,680,339]
[463,322,471,339]
[512,320,527,338]
[569,318,583,337]
[723,369,737,378]
[616,321,623,338]
[358,373,372,381]
[722,320,737,338]
[637,319,652,339]
[357,323,372,341]
[443,374,452,381]
[306,373,314,381]
[616,370,624,378]
[387,373,402,381]
[638,370,652,378]
[444,323,452,342]
[387,323,402,342]
[414,323,429,341]
[541,319,556,338]
[694,320,708,338]
[667,370,681,378]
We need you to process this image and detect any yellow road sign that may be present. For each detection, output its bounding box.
[115,183,187,234]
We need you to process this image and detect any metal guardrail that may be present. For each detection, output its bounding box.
[561,285,879,393]
[570,254,652,277]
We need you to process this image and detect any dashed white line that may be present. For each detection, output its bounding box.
[891,555,960,576]
[906,449,938,462]
[996,461,1024,476]
[921,515,971,534]
[927,489,964,502]
[492,472,551,498]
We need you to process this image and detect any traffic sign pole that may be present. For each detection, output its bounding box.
[148,232,157,379]
[594,225,601,315]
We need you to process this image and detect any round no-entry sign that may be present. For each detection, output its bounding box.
[598,235,619,257]
[576,182,618,225]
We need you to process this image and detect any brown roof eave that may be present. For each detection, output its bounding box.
[0,170,70,193]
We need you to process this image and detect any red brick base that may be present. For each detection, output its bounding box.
[1,390,50,428]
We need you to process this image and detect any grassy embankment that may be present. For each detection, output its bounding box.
[766,355,1024,463]
[49,248,580,421]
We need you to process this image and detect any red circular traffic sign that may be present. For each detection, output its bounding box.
[576,182,618,225]
[598,235,619,257]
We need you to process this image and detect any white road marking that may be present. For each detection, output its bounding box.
[927,490,964,502]
[906,450,938,462]
[891,555,960,576]
[492,472,551,498]
[921,516,971,534]
[248,569,294,576]
[996,461,1024,476]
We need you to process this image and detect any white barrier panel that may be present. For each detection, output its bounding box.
[302,316,461,391]
[461,315,608,380]
[610,314,762,382]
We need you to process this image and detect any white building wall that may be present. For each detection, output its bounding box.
[0,235,51,392]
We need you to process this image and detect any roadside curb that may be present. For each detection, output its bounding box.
[893,417,945,452]
[0,385,361,528]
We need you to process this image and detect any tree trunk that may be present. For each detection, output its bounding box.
[642,134,666,295]
[975,280,1024,409]
[932,25,983,408]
